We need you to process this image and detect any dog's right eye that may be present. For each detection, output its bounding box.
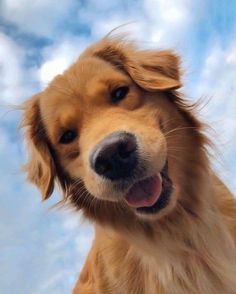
[59,130,77,144]
[111,86,129,103]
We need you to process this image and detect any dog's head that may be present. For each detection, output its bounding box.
[21,37,208,228]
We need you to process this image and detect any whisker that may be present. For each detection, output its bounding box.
[163,126,199,137]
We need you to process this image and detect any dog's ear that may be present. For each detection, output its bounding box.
[128,49,181,91]
[85,38,181,91]
[21,94,55,200]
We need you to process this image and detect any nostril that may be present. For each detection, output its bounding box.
[118,141,136,159]
[95,156,113,175]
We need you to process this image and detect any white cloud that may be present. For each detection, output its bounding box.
[39,58,70,85]
[83,0,200,55]
[143,0,190,25]
[195,42,236,119]
[186,41,236,192]
[38,38,89,86]
[1,0,77,37]
[140,0,194,47]
[0,32,40,104]
[0,32,25,104]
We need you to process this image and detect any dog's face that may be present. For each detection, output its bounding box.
[22,37,205,227]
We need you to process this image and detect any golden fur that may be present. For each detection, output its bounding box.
[21,36,236,293]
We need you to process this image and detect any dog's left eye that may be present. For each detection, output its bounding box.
[59,130,77,144]
[111,86,129,103]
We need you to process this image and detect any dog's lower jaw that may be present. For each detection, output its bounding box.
[74,176,236,294]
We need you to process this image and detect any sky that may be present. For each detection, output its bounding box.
[0,0,236,293]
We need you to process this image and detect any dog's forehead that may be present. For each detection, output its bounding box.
[68,57,128,95]
[40,56,130,124]
[44,56,129,106]
[76,57,114,80]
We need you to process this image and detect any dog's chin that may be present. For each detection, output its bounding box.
[123,164,174,220]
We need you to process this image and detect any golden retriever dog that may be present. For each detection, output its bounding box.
[21,35,236,294]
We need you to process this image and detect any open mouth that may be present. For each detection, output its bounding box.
[125,164,173,214]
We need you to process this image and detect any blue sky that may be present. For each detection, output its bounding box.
[0,1,236,293]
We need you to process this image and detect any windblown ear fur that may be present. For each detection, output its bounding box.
[82,37,181,91]
[130,49,181,90]
[21,94,55,200]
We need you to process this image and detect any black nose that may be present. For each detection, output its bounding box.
[90,132,138,181]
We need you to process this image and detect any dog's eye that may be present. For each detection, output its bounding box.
[59,130,77,144]
[111,86,129,103]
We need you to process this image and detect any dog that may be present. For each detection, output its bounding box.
[21,35,236,294]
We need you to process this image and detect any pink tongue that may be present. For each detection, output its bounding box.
[125,174,162,208]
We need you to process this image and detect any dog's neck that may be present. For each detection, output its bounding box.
[97,173,236,294]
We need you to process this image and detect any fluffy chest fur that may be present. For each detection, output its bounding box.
[74,184,236,294]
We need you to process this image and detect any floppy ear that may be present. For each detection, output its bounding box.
[127,49,181,91]
[21,94,55,200]
[85,38,181,91]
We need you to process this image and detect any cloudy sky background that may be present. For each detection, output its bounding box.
[0,0,236,293]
